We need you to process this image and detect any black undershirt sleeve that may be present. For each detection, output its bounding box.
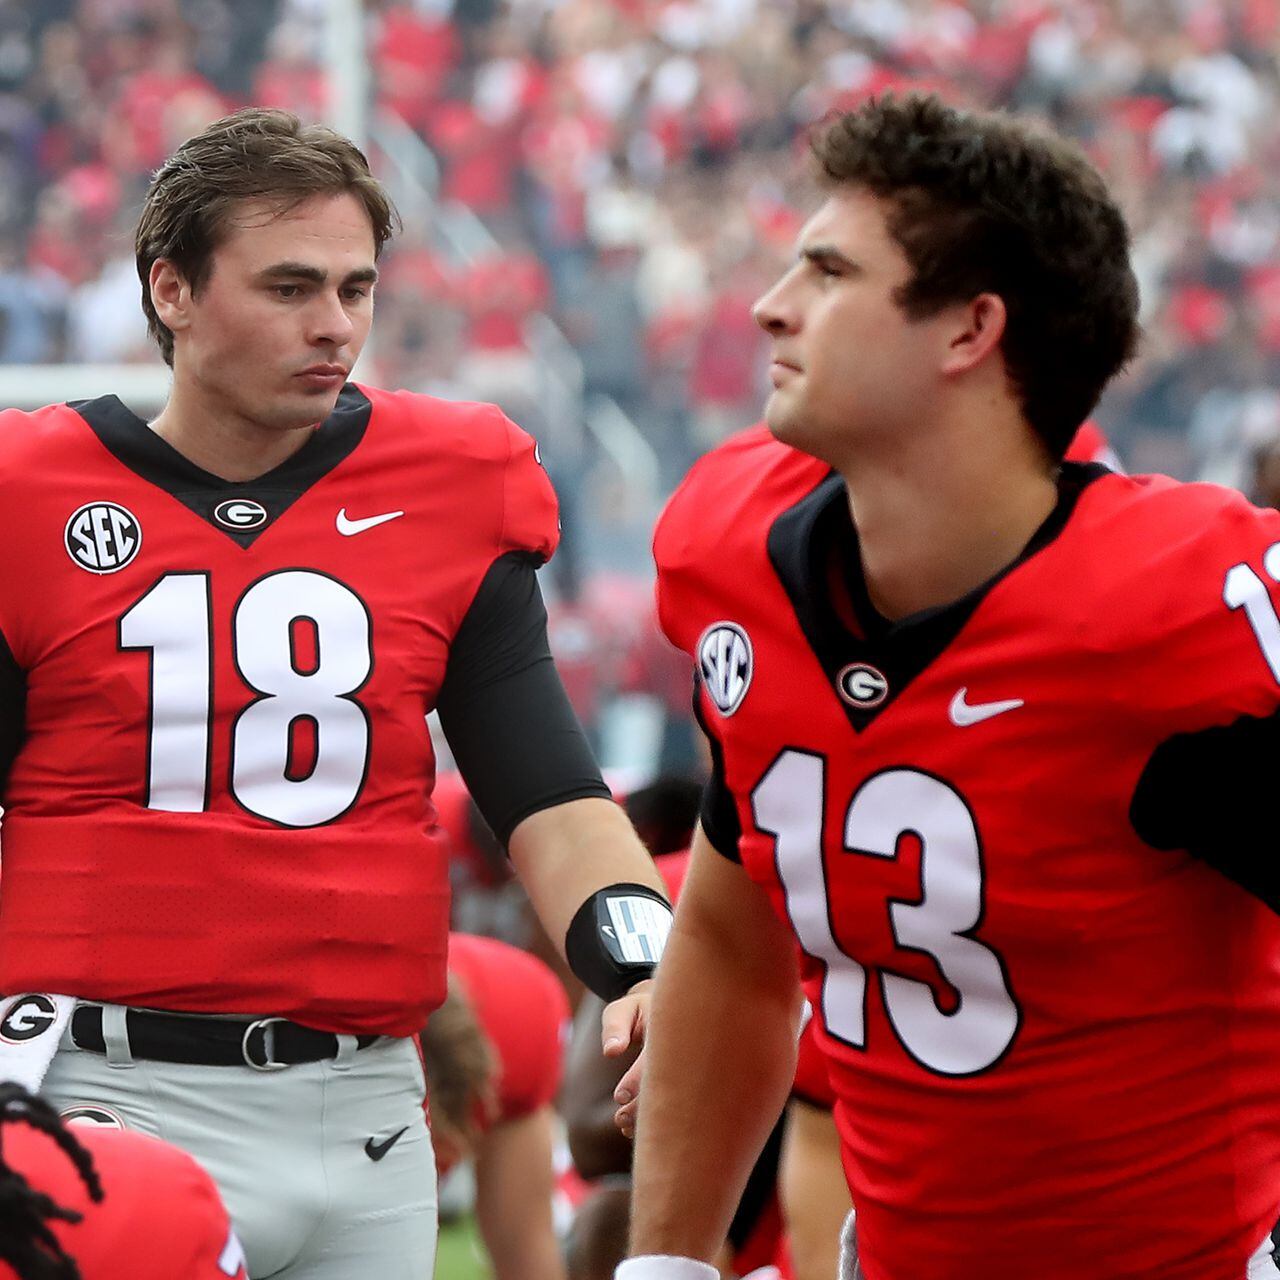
[0,626,25,800]
[1130,706,1280,910]
[693,681,742,861]
[436,552,611,847]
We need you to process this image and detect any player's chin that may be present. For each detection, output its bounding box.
[764,395,804,446]
[286,380,344,416]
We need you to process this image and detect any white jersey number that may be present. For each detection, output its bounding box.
[751,750,1020,1077]
[1224,541,1280,683]
[120,570,372,827]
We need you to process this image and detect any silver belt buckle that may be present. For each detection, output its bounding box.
[241,1017,291,1071]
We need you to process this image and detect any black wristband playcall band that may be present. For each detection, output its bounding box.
[565,883,674,1003]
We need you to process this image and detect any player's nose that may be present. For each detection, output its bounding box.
[752,275,797,335]
[307,290,357,347]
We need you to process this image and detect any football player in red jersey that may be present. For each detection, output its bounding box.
[422,933,571,1280]
[0,109,671,1279]
[0,1083,248,1280]
[570,851,847,1280]
[620,93,1280,1280]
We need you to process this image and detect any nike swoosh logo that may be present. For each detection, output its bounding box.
[336,508,405,536]
[948,687,1024,727]
[364,1127,409,1162]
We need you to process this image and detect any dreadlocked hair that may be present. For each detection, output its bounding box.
[419,978,498,1169]
[0,1084,103,1280]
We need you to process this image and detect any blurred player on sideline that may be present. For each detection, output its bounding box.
[0,1083,247,1280]
[568,850,848,1280]
[0,108,670,1280]
[621,93,1280,1280]
[421,932,570,1280]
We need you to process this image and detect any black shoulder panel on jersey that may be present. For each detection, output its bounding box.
[437,552,611,846]
[692,683,742,862]
[1131,707,1280,910]
[0,626,26,799]
[767,461,1108,734]
[69,386,372,547]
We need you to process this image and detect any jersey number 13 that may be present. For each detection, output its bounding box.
[752,750,1020,1077]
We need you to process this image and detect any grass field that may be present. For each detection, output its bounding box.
[435,1215,493,1280]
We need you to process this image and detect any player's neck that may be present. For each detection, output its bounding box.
[841,425,1059,622]
[149,379,315,483]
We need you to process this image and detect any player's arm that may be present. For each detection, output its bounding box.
[622,824,803,1273]
[437,554,670,1044]
[509,795,669,1060]
[473,1103,566,1280]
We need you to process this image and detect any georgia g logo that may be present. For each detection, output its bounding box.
[213,498,268,530]
[698,622,753,716]
[838,662,889,709]
[59,1104,127,1129]
[0,994,59,1043]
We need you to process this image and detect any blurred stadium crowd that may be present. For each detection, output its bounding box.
[2,7,1280,1273]
[2,0,1280,765]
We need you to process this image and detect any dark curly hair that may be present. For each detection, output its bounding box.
[136,107,400,367]
[810,94,1140,460]
[0,1084,103,1280]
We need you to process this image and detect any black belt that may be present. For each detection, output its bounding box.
[70,1006,380,1071]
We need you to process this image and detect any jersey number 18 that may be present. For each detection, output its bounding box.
[119,569,372,828]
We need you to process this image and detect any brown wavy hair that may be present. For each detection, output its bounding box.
[810,93,1140,461]
[419,979,498,1167]
[135,107,400,367]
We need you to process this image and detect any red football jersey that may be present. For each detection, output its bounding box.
[655,427,1280,1280]
[792,1005,836,1110]
[0,386,557,1035]
[0,1122,248,1280]
[442,932,569,1167]
[1064,419,1123,470]
[448,931,569,1122]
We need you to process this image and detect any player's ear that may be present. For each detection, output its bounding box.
[149,259,194,336]
[939,292,1006,378]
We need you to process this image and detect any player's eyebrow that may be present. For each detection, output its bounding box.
[800,244,859,273]
[256,262,379,285]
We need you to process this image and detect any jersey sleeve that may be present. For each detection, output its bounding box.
[497,412,559,564]
[654,448,758,863]
[436,554,610,845]
[449,933,570,1122]
[1132,705,1280,909]
[1127,492,1280,906]
[694,689,743,861]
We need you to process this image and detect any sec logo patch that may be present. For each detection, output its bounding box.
[65,501,142,574]
[698,622,753,716]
